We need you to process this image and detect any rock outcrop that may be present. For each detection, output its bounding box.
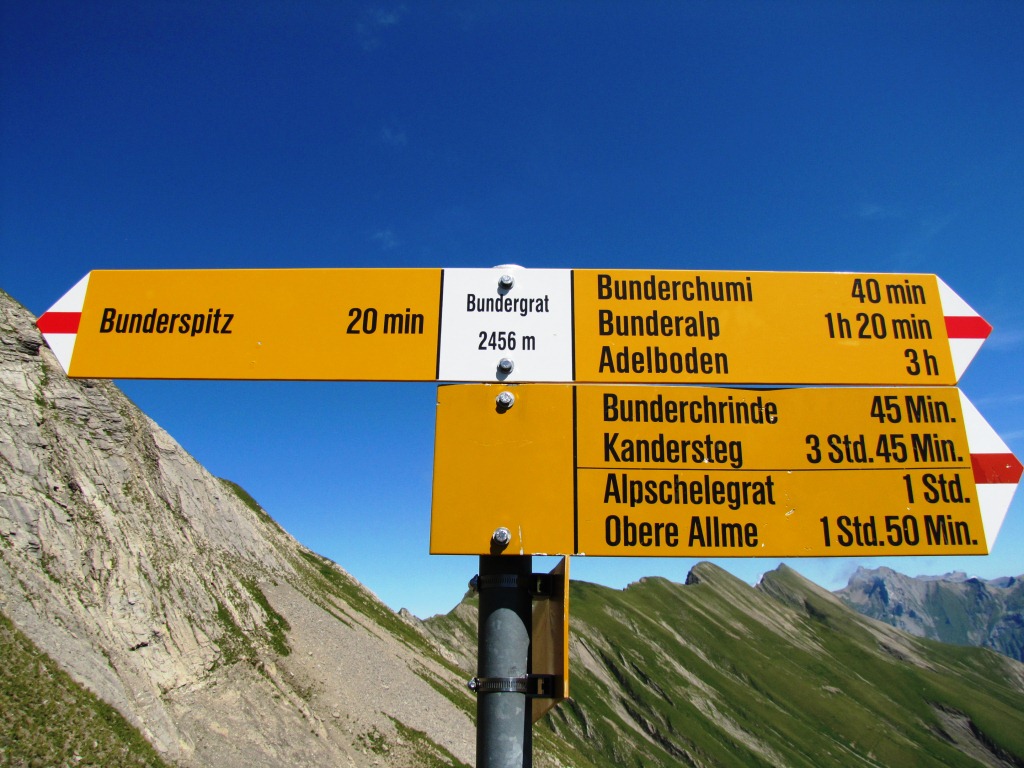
[0,288,474,767]
[836,565,1024,661]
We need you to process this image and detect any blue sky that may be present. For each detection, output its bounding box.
[3,1,1022,617]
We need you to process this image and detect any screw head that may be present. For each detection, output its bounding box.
[498,274,515,290]
[497,358,514,374]
[496,391,515,409]
[492,527,512,546]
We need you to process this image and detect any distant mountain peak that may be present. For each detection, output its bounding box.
[836,564,1024,662]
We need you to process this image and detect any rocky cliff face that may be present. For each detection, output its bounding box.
[836,566,1024,661]
[0,288,474,767]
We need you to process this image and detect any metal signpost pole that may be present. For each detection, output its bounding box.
[474,551,534,768]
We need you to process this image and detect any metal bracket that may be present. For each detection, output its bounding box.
[467,675,560,698]
[469,573,558,597]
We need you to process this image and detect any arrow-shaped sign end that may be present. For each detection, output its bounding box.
[960,391,1021,551]
[971,452,1022,551]
[36,273,91,375]
[937,277,992,381]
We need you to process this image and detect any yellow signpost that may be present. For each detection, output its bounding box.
[39,268,444,380]
[431,384,1020,558]
[38,267,991,385]
[572,270,989,385]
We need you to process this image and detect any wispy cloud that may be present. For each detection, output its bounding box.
[356,5,407,51]
[856,202,903,220]
[984,326,1024,351]
[852,201,966,270]
[370,229,399,250]
[380,126,407,147]
[971,390,1024,409]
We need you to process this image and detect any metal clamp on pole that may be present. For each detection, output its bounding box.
[467,675,561,698]
[469,573,557,597]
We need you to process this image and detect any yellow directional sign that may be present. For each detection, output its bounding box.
[572,270,990,386]
[430,385,1022,557]
[37,269,443,380]
[38,267,991,384]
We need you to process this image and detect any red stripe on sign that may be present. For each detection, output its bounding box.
[36,312,81,334]
[972,453,1024,485]
[945,315,992,339]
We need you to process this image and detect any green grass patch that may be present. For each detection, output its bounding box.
[241,578,291,657]
[219,477,286,534]
[387,715,472,768]
[213,598,250,665]
[357,724,390,755]
[0,610,172,767]
[414,663,475,719]
[295,550,440,657]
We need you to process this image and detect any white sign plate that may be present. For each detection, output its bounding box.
[437,267,574,382]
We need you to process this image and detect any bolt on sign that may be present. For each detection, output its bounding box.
[38,267,990,385]
[430,385,1022,558]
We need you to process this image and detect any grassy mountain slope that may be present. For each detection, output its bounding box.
[0,610,172,768]
[429,563,1024,768]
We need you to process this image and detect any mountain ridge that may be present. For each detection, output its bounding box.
[836,565,1024,662]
